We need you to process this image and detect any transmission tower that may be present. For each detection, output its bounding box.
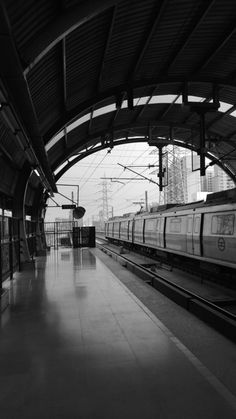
[98,176,111,225]
[164,145,187,204]
[102,179,109,221]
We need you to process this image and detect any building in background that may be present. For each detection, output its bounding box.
[212,165,235,191]
[163,149,235,204]
[184,154,215,202]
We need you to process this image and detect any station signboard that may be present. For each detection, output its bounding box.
[61,204,76,209]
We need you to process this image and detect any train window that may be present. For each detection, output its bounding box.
[128,220,133,239]
[211,214,234,235]
[134,219,143,230]
[145,218,156,231]
[194,217,200,233]
[120,221,128,237]
[160,218,164,231]
[169,217,181,233]
[114,222,120,233]
[187,218,192,233]
[108,223,112,235]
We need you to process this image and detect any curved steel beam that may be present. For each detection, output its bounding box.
[55,137,150,181]
[49,120,198,167]
[43,77,235,144]
[12,161,31,217]
[54,135,235,183]
[48,117,227,171]
[23,0,124,75]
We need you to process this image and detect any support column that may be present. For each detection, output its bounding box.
[157,146,165,192]
[182,83,220,178]
[12,163,31,265]
[145,190,148,211]
[199,112,206,177]
[30,183,47,256]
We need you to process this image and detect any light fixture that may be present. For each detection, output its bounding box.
[33,168,40,177]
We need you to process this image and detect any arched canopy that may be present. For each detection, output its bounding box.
[1,0,236,210]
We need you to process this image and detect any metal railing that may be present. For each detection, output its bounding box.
[0,216,20,284]
[0,217,40,287]
[44,221,79,248]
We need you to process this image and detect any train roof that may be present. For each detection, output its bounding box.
[145,188,236,214]
[106,188,236,222]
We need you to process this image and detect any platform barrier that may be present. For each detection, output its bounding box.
[72,226,96,248]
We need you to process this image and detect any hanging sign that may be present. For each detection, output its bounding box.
[62,204,76,209]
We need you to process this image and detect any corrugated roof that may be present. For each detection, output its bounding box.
[1,0,236,202]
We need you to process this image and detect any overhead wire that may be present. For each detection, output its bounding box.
[80,152,109,191]
[109,146,157,199]
[57,141,233,220]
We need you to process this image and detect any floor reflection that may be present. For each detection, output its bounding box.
[0,248,234,418]
[60,251,71,261]
[73,248,96,270]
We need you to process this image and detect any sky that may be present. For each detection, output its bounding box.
[44,142,220,224]
[45,143,167,223]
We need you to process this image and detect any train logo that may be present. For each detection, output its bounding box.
[218,237,225,251]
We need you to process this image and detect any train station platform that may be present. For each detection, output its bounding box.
[0,247,236,419]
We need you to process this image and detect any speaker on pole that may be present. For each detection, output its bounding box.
[73,206,86,219]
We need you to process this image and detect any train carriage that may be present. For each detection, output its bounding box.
[106,215,134,243]
[105,188,236,277]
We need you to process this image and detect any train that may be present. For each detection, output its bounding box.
[105,188,236,285]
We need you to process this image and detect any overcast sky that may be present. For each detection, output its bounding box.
[45,141,215,224]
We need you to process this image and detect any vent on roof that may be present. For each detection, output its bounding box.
[206,188,236,204]
[123,212,135,217]
[150,204,178,212]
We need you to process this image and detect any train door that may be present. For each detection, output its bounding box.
[159,217,165,248]
[192,214,201,255]
[186,215,194,254]
[128,220,133,242]
[112,222,114,238]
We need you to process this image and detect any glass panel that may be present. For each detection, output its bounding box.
[169,218,181,233]
[145,218,156,231]
[194,217,200,233]
[187,217,192,233]
[114,222,120,232]
[211,214,234,235]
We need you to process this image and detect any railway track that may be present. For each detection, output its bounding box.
[96,237,236,342]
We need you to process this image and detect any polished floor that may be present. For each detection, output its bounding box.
[0,248,236,418]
